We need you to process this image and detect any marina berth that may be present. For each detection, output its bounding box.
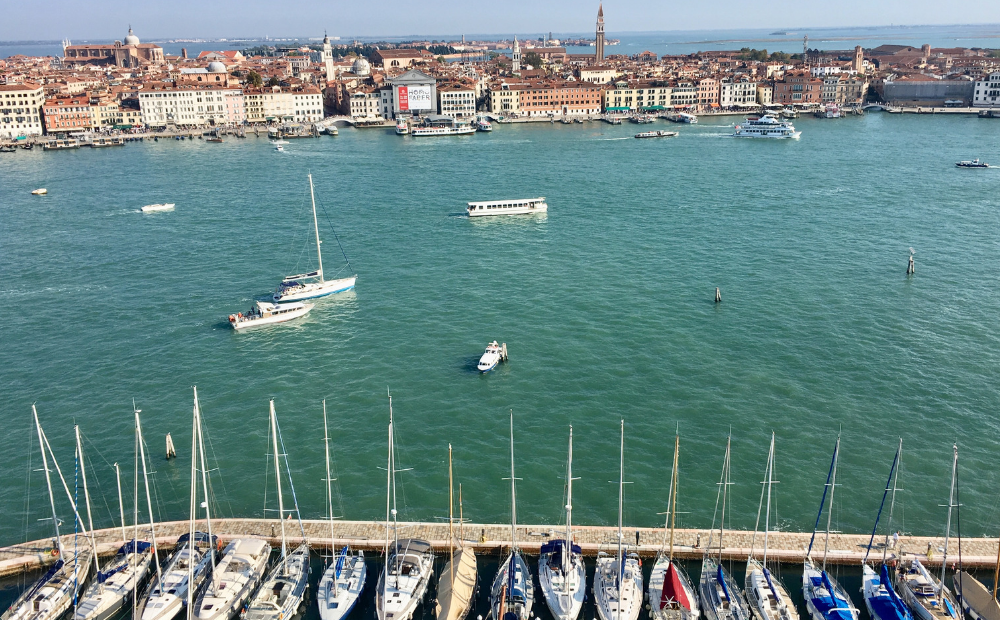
[467,198,547,217]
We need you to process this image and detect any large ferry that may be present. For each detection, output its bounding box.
[733,115,800,139]
[467,197,548,217]
[411,124,476,136]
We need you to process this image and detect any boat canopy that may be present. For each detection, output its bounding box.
[605,107,630,111]
[867,565,911,620]
[395,538,432,554]
[808,572,854,620]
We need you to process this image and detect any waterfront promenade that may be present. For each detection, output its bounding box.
[1,519,995,576]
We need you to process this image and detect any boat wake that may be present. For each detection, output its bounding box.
[598,137,630,141]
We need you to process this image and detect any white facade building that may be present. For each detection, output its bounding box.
[139,85,244,127]
[720,79,758,107]
[244,86,324,123]
[438,85,477,118]
[0,83,44,139]
[350,90,383,120]
[974,72,1000,108]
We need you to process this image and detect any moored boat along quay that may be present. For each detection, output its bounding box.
[1,518,997,577]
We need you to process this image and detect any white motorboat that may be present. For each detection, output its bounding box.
[193,539,271,620]
[273,174,356,302]
[539,428,585,620]
[636,131,678,138]
[956,159,989,168]
[229,301,313,330]
[274,144,285,152]
[477,341,507,372]
[245,402,310,620]
[490,412,534,620]
[733,115,800,139]
[141,203,175,213]
[410,124,476,136]
[801,438,859,620]
[31,188,47,195]
[745,434,798,620]
[593,421,643,620]
[678,113,698,124]
[648,434,700,620]
[467,197,547,217]
[396,120,410,135]
[700,438,751,620]
[138,532,215,620]
[377,395,434,620]
[477,118,493,132]
[318,401,367,620]
[435,445,478,620]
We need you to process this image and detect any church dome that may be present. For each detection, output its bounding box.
[207,61,227,73]
[124,27,140,45]
[352,57,371,76]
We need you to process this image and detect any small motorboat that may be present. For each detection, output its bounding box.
[31,188,48,195]
[635,131,678,139]
[395,119,410,135]
[141,203,175,213]
[956,159,989,168]
[477,341,507,372]
[477,118,493,132]
[229,301,313,330]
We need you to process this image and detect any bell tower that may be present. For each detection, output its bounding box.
[596,4,605,62]
[512,36,521,74]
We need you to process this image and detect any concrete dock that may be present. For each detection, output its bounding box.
[1,519,996,577]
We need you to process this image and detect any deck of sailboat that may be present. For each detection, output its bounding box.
[5,520,1000,577]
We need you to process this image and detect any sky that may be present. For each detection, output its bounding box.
[2,0,1000,41]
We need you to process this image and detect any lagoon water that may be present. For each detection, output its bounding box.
[2,113,1000,550]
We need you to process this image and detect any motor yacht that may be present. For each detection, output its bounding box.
[395,120,409,135]
[733,115,800,138]
[478,341,507,372]
[477,118,493,132]
[229,301,313,330]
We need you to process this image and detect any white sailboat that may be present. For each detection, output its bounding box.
[745,433,798,620]
[802,437,859,620]
[435,444,478,620]
[539,427,585,620]
[75,415,155,620]
[193,538,271,620]
[377,393,434,620]
[2,408,96,620]
[648,432,700,620]
[895,445,960,620]
[318,401,367,620]
[490,411,534,620]
[593,421,643,620]
[244,401,311,620]
[138,388,218,620]
[700,436,750,620]
[273,174,356,302]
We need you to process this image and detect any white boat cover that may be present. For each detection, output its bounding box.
[955,572,1000,620]
[435,548,477,620]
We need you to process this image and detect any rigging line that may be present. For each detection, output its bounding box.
[263,415,271,519]
[316,199,353,272]
[78,432,117,530]
[22,417,34,547]
[200,417,235,518]
[273,414,306,538]
[807,439,838,558]
[864,447,899,565]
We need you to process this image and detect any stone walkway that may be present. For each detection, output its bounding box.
[1,519,994,576]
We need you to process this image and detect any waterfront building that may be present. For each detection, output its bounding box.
[243,85,321,123]
[517,81,603,117]
[63,27,164,68]
[880,74,973,106]
[671,82,698,108]
[773,71,822,105]
[386,69,437,118]
[489,83,522,116]
[349,88,383,120]
[756,83,773,105]
[139,84,246,128]
[89,94,121,128]
[719,78,758,107]
[834,75,868,104]
[579,66,618,83]
[0,83,44,139]
[697,77,719,108]
[973,72,1000,108]
[43,94,94,134]
[603,81,672,112]
[512,37,521,74]
[438,82,477,118]
[595,4,605,62]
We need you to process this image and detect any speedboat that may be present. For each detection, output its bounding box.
[377,539,435,620]
[244,543,311,620]
[75,541,154,620]
[478,341,505,372]
[395,119,410,135]
[956,159,989,168]
[862,564,912,620]
[193,539,271,620]
[138,532,216,620]
[317,548,367,620]
[31,188,47,195]
[733,115,800,139]
[229,301,313,330]
[477,118,493,132]
[141,203,175,213]
[894,558,960,620]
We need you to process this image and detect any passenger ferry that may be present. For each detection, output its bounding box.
[410,124,476,136]
[395,120,409,135]
[635,130,678,139]
[467,197,548,217]
[477,118,493,132]
[733,115,800,139]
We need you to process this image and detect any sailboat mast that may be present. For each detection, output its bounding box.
[940,444,958,603]
[617,420,624,620]
[449,444,455,591]
[115,463,127,542]
[187,395,198,620]
[822,437,841,571]
[459,484,465,545]
[269,401,288,572]
[194,388,215,577]
[881,439,902,566]
[668,433,679,563]
[308,173,324,282]
[135,408,162,591]
[323,401,338,596]
[33,406,63,556]
[384,395,393,580]
[565,426,573,576]
[763,433,774,567]
[509,411,517,554]
[390,399,399,572]
[75,426,101,574]
[719,436,731,564]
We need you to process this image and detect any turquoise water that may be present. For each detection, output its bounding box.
[3,113,1000,549]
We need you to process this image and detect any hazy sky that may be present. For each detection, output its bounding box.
[3,0,1000,41]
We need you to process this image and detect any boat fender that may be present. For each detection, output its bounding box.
[218,539,224,552]
[51,548,59,556]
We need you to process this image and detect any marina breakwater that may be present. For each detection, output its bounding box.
[1,518,996,577]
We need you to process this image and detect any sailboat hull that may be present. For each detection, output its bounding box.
[274,277,355,302]
[75,543,154,620]
[895,560,959,620]
[490,552,534,620]
[594,554,643,620]
[244,543,311,620]
[318,551,367,620]
[700,558,750,620]
[538,544,585,620]
[2,550,93,620]
[436,547,478,620]
[802,560,857,620]
[648,556,700,620]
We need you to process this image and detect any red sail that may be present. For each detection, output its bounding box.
[660,562,692,611]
